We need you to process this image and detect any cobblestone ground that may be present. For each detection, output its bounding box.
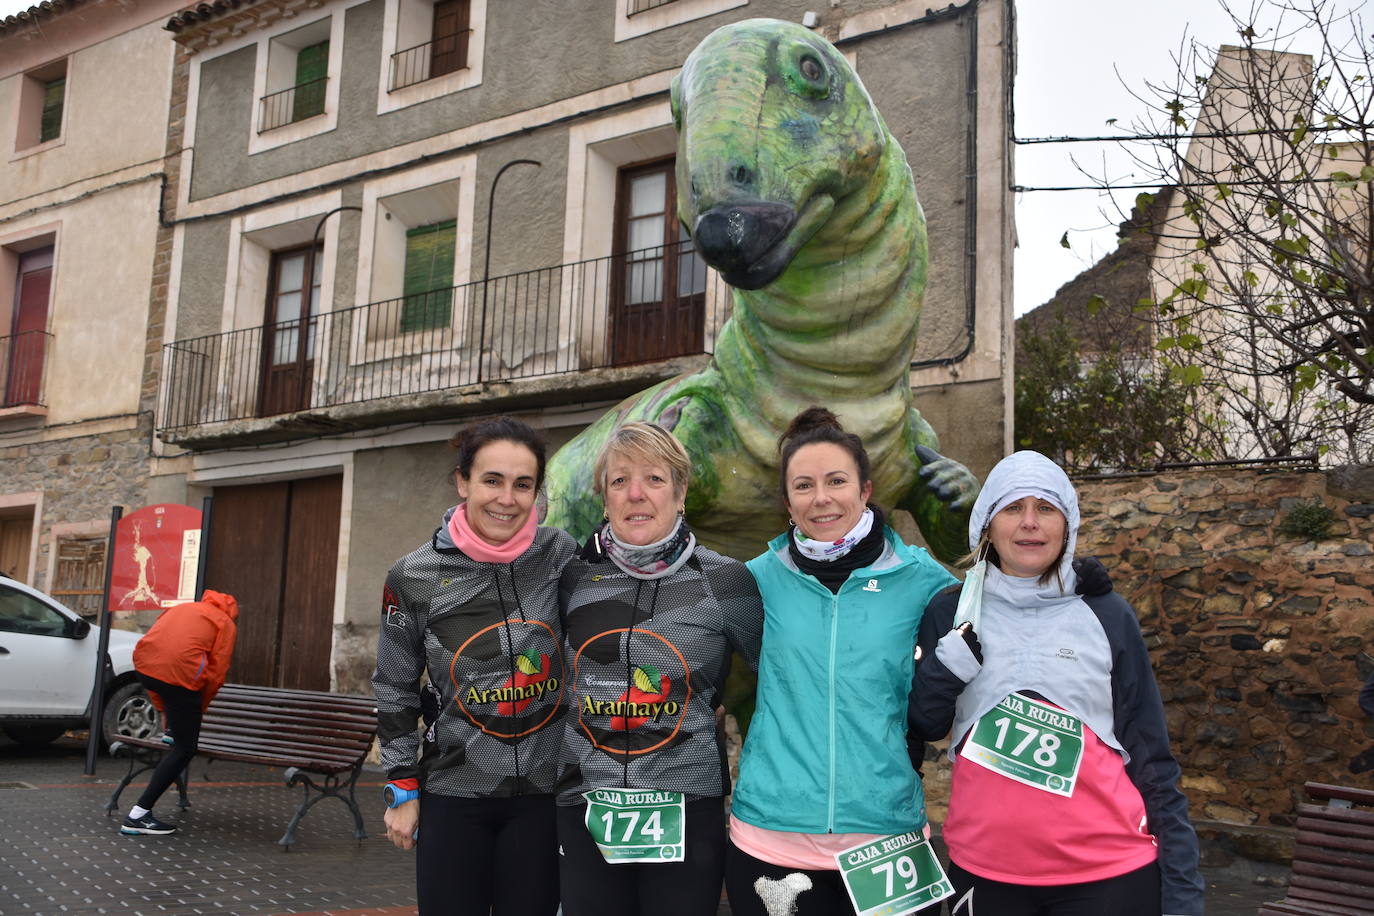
[1,735,1280,915]
[0,735,416,916]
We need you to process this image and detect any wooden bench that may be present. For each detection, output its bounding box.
[1259,782,1374,915]
[107,683,378,848]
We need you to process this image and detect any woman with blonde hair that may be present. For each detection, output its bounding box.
[556,421,764,916]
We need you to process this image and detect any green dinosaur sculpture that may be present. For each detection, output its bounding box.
[545,18,978,563]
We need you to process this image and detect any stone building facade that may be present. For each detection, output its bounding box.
[147,0,1016,693]
[0,0,189,609]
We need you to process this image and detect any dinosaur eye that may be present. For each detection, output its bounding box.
[788,51,830,98]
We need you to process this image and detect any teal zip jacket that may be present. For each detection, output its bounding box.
[731,527,956,835]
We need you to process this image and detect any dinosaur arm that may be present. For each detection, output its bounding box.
[896,411,978,565]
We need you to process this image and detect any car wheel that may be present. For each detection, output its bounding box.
[102,682,161,747]
[2,725,69,746]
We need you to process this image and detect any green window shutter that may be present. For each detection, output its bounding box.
[292,41,328,121]
[39,77,65,143]
[400,220,457,332]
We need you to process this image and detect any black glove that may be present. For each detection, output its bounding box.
[1073,556,1113,597]
[957,622,983,664]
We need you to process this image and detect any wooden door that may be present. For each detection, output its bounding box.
[610,160,706,365]
[5,247,52,407]
[277,475,341,691]
[259,243,321,417]
[430,0,469,78]
[0,514,33,582]
[205,475,340,690]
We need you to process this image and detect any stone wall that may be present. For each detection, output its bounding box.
[920,464,1374,855]
[0,416,151,595]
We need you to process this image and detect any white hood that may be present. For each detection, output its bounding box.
[968,450,1079,583]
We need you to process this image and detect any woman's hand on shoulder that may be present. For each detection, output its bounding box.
[1072,557,1114,597]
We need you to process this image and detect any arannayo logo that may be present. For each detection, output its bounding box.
[451,618,565,739]
[581,664,680,729]
[574,628,691,756]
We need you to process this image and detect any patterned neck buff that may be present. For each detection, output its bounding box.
[600,515,696,580]
[791,507,875,562]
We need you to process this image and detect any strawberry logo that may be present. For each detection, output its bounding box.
[498,649,549,716]
[611,664,671,730]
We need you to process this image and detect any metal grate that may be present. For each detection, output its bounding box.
[389,29,472,91]
[0,329,51,408]
[258,76,328,132]
[628,0,679,13]
[158,239,731,431]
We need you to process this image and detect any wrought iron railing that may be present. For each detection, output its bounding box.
[389,30,472,91]
[258,76,328,132]
[628,0,679,14]
[1,329,52,408]
[158,240,730,431]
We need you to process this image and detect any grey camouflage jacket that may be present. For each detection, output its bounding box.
[373,514,577,798]
[555,527,764,805]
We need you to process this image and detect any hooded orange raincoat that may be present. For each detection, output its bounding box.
[133,590,239,711]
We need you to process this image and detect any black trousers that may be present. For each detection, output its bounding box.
[947,858,1162,916]
[416,792,558,916]
[557,797,727,916]
[134,674,202,811]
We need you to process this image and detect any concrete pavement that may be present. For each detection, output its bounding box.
[1,734,1281,915]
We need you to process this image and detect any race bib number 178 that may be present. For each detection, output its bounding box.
[960,693,1085,797]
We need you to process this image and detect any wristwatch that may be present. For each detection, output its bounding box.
[383,783,420,808]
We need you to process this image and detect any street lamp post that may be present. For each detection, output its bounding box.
[477,158,541,383]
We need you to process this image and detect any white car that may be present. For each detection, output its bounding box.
[0,574,160,747]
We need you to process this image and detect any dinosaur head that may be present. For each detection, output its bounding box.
[671,19,888,290]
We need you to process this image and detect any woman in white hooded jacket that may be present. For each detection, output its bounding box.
[909,451,1204,916]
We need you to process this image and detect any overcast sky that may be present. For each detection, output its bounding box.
[2,0,1362,315]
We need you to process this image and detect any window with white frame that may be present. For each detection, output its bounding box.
[245,14,344,155]
[377,0,485,113]
[614,0,747,43]
[367,181,463,338]
[259,20,332,133]
[13,59,68,153]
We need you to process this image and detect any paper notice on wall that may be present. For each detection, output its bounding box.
[171,529,201,606]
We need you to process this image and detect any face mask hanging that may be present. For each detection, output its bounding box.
[954,542,989,632]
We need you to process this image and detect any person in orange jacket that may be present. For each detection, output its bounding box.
[120,590,239,836]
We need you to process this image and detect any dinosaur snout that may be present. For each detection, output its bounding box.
[693,203,796,277]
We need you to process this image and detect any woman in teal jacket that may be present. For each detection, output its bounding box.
[724,407,966,916]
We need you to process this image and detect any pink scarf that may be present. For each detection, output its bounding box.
[447,503,537,564]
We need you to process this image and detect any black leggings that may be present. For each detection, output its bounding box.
[557,797,726,916]
[135,674,202,811]
[416,792,558,916]
[947,858,1162,916]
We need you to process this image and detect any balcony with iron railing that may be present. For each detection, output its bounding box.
[158,240,731,446]
[628,0,680,13]
[0,329,52,418]
[259,76,328,132]
[389,29,472,91]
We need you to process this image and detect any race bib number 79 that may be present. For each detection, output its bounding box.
[835,832,953,916]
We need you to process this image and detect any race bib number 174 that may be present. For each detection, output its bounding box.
[583,788,685,864]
